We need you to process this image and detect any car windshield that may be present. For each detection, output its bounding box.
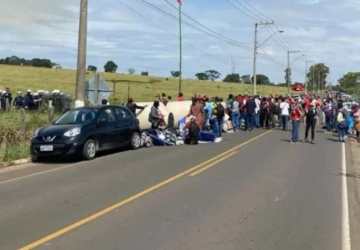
[55,110,96,125]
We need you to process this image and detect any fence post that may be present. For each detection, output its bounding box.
[48,100,54,123]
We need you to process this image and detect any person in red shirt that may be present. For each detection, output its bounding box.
[176,92,185,101]
[290,102,303,143]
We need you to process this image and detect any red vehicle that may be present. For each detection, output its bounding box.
[292,83,305,92]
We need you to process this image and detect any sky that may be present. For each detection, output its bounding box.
[0,0,359,84]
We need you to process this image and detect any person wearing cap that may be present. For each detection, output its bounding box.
[304,103,318,144]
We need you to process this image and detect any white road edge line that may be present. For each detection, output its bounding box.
[342,143,352,250]
[0,162,83,185]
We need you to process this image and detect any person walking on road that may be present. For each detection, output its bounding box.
[337,107,348,143]
[304,103,318,144]
[280,98,290,131]
[290,102,302,143]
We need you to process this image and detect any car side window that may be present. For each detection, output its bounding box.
[98,108,116,123]
[114,107,132,121]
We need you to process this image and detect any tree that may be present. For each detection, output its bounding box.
[31,58,53,68]
[0,56,55,68]
[241,75,252,84]
[87,65,97,72]
[128,68,136,75]
[251,74,271,85]
[224,73,241,83]
[104,61,118,73]
[307,63,330,92]
[339,72,360,89]
[195,72,209,80]
[205,70,221,81]
[171,71,181,78]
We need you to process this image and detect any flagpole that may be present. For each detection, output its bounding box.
[178,1,183,95]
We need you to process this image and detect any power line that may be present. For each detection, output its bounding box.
[117,1,241,73]
[226,0,265,22]
[138,0,250,49]
[162,0,249,48]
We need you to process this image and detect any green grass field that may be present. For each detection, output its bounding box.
[0,65,287,102]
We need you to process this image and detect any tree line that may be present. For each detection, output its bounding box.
[0,56,57,68]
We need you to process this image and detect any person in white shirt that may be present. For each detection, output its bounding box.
[279,98,290,131]
[255,96,261,128]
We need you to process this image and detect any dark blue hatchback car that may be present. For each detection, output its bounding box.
[31,106,141,162]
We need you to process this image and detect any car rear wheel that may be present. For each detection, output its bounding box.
[130,132,141,150]
[83,139,97,160]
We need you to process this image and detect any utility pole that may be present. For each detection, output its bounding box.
[305,60,314,93]
[252,23,258,96]
[178,1,183,95]
[75,0,88,108]
[286,50,301,95]
[252,21,275,96]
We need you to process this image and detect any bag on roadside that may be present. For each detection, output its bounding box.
[185,120,200,145]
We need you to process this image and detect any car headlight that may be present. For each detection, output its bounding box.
[64,127,81,137]
[33,128,41,138]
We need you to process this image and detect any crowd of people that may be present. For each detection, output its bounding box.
[146,92,360,144]
[0,88,72,113]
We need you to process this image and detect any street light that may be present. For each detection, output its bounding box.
[286,50,301,95]
[305,59,315,93]
[257,30,284,49]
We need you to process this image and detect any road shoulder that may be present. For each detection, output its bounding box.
[348,142,360,249]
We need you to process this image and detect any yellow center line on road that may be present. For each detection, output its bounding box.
[189,130,273,176]
[19,130,272,250]
[189,151,239,177]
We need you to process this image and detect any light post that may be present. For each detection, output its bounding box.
[305,59,315,93]
[75,0,88,108]
[177,0,183,96]
[252,21,282,95]
[286,50,301,95]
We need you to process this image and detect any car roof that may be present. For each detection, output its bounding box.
[73,105,127,111]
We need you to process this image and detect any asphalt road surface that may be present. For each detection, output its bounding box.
[0,128,357,250]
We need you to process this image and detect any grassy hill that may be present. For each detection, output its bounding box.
[0,65,287,102]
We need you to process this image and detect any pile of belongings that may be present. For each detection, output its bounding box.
[140,131,153,148]
[178,116,222,145]
[146,129,180,146]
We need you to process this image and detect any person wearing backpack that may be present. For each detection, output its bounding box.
[304,103,318,144]
[216,98,225,136]
[245,96,256,131]
[337,108,348,143]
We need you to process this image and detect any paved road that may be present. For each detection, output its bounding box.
[0,128,356,250]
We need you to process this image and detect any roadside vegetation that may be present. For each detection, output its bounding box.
[0,111,53,164]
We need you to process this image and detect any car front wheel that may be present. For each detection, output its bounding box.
[83,139,97,160]
[130,132,141,150]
